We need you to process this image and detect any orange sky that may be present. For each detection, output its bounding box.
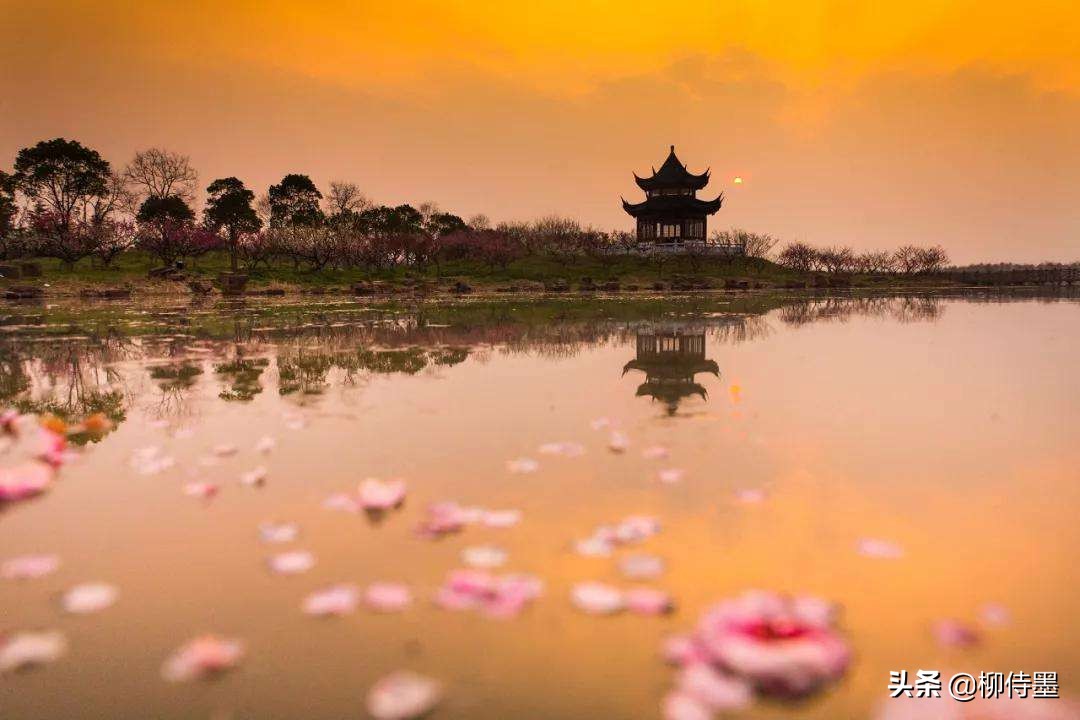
[1,0,1078,262]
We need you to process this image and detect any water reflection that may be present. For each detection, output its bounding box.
[623,327,719,415]
[0,291,1062,437]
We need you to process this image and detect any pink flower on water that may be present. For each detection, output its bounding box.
[1,554,60,580]
[366,671,443,720]
[0,630,67,674]
[570,582,625,615]
[61,583,118,614]
[435,569,542,619]
[663,691,713,720]
[268,551,315,575]
[626,587,676,616]
[183,482,218,500]
[619,554,666,580]
[161,635,244,682]
[675,663,752,712]
[691,591,851,698]
[34,427,68,468]
[608,431,630,453]
[857,538,905,560]
[932,619,980,648]
[358,478,407,511]
[416,502,469,539]
[365,582,413,613]
[0,462,52,504]
[481,509,522,528]
[658,468,684,484]
[506,457,539,474]
[538,441,585,457]
[642,445,670,460]
[302,584,360,616]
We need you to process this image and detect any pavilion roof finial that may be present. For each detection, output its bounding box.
[670,144,675,153]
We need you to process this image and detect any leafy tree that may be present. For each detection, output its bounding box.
[268,174,323,227]
[0,171,16,234]
[424,211,466,238]
[204,177,262,271]
[13,138,111,232]
[137,194,194,224]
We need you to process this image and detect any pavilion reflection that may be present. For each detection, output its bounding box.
[623,325,720,415]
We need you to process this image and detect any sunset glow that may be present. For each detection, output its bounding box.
[2,1,1078,260]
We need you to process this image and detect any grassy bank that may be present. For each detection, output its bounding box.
[0,250,961,297]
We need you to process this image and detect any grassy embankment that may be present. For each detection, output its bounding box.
[0,250,956,296]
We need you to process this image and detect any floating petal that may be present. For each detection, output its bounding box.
[366,671,443,720]
[0,631,66,674]
[61,583,118,614]
[461,545,508,569]
[268,551,315,575]
[365,583,413,612]
[161,635,244,682]
[571,582,625,615]
[506,457,539,474]
[619,554,666,580]
[303,584,360,616]
[1,554,60,580]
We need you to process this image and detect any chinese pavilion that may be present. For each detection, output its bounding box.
[622,146,723,244]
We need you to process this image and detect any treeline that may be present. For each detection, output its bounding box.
[775,242,949,275]
[0,136,957,279]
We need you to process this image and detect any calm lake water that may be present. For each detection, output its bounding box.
[1,291,1078,719]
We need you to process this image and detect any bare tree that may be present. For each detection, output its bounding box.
[816,245,855,273]
[325,181,372,216]
[467,214,490,230]
[914,245,949,273]
[893,245,922,274]
[124,148,198,203]
[712,228,777,259]
[855,250,896,274]
[776,242,816,272]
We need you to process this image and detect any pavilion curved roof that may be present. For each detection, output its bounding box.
[621,193,724,218]
[634,146,711,191]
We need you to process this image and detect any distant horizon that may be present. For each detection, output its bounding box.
[2,1,1078,264]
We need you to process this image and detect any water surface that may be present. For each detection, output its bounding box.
[1,291,1078,718]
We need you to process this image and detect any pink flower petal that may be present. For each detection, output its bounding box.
[619,554,666,580]
[677,663,753,711]
[590,417,612,430]
[735,488,766,504]
[61,583,118,614]
[481,509,522,528]
[365,582,413,612]
[932,618,980,648]
[366,671,443,720]
[258,521,298,544]
[506,457,539,474]
[183,482,218,499]
[661,634,709,666]
[323,493,362,513]
[303,584,360,616]
[856,538,904,559]
[0,631,67,674]
[571,582,625,615]
[608,431,630,453]
[239,466,268,487]
[662,691,712,720]
[416,502,468,539]
[625,587,675,615]
[358,478,407,511]
[268,551,315,575]
[658,468,684,484]
[254,435,276,454]
[575,535,614,557]
[0,462,53,503]
[978,602,1011,627]
[538,442,585,457]
[642,445,670,460]
[161,635,244,682]
[1,554,60,580]
[212,444,238,457]
[461,545,507,569]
